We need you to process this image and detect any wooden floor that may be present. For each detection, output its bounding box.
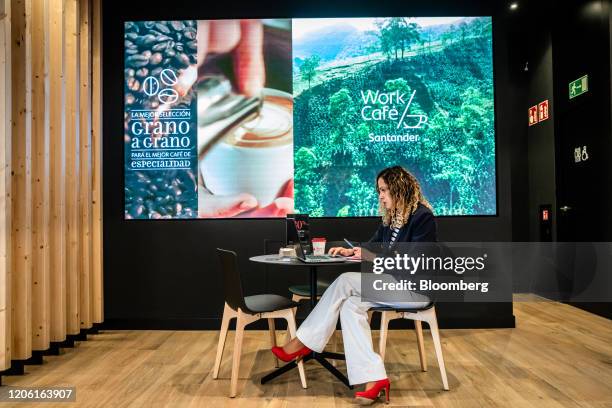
[1,297,611,407]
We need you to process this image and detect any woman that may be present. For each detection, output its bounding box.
[271,166,437,405]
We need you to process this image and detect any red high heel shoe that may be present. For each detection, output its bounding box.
[271,345,312,362]
[354,378,391,405]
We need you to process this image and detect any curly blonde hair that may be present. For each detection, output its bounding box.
[377,166,433,228]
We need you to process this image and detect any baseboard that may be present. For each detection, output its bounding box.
[567,302,611,320]
[0,360,24,376]
[23,351,45,365]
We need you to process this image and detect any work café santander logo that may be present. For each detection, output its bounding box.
[359,84,428,142]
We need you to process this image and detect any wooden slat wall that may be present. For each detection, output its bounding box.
[78,0,92,330]
[0,0,103,371]
[91,0,102,324]
[0,0,13,372]
[10,0,33,361]
[48,0,67,343]
[64,0,79,336]
[31,0,51,350]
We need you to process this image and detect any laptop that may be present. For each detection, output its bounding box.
[289,223,346,263]
[286,214,312,254]
[295,240,346,263]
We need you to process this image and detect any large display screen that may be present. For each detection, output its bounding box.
[124,17,495,219]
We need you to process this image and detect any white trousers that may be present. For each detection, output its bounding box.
[296,272,430,385]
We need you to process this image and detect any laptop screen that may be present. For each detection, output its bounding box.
[286,214,311,254]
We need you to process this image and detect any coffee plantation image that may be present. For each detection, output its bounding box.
[293,17,495,217]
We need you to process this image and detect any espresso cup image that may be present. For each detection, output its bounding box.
[198,88,293,208]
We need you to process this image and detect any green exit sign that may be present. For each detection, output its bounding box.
[569,75,588,99]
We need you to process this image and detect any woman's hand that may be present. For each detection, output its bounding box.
[198,177,294,218]
[328,247,356,257]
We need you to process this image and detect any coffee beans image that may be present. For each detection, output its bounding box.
[124,169,198,219]
[124,20,198,219]
[124,20,197,111]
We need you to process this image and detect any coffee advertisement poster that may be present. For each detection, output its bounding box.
[124,20,199,219]
[123,17,495,220]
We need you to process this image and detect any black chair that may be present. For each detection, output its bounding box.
[369,302,449,390]
[370,239,452,390]
[367,242,451,391]
[361,240,450,390]
[212,249,307,397]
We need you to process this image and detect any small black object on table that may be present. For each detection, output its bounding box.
[249,254,361,389]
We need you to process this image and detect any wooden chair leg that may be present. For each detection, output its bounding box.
[330,329,337,366]
[213,303,233,379]
[366,310,374,350]
[379,311,390,361]
[285,308,308,389]
[330,329,343,366]
[230,310,247,398]
[424,308,449,390]
[268,318,279,368]
[336,329,343,351]
[285,295,301,345]
[415,320,427,372]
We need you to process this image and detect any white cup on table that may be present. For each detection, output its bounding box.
[312,238,326,256]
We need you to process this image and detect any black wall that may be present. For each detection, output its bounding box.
[525,3,557,242]
[511,0,611,317]
[102,0,524,330]
[552,0,612,242]
[551,0,612,318]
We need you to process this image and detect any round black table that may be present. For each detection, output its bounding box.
[250,254,361,308]
[249,254,361,388]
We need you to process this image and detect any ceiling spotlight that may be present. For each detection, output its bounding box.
[510,2,519,10]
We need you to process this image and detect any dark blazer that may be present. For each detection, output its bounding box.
[368,203,438,244]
